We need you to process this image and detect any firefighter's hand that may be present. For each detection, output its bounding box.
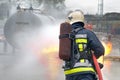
[98,63,104,69]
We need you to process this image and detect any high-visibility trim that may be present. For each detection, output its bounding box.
[64,67,95,75]
[80,59,85,63]
[78,44,83,51]
[75,39,87,43]
[75,34,87,38]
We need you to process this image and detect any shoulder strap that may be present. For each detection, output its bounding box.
[72,27,84,35]
[59,34,70,39]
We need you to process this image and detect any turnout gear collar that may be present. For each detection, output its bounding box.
[72,22,84,29]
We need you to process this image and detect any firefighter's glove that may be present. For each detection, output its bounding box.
[98,63,104,69]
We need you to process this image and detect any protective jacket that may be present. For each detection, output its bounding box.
[64,22,105,77]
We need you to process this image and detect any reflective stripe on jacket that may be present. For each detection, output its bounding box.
[75,34,87,52]
[64,66,95,75]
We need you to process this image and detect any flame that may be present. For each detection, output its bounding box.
[97,55,104,64]
[39,45,60,80]
[101,41,112,56]
[42,46,58,54]
[97,41,112,63]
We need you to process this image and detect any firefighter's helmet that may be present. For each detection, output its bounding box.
[66,10,85,25]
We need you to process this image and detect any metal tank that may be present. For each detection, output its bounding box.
[4,10,43,48]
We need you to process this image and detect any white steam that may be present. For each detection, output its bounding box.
[5,17,62,80]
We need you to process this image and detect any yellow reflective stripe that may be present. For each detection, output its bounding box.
[76,39,87,43]
[80,59,85,63]
[64,67,95,75]
[78,44,83,51]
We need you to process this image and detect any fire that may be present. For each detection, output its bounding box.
[101,41,112,56]
[97,41,112,64]
[42,46,58,54]
[39,45,60,80]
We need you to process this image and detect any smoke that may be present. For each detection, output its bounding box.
[4,14,62,80]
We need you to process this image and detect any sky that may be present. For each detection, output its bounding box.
[65,0,120,14]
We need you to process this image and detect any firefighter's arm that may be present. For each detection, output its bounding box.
[88,31,105,59]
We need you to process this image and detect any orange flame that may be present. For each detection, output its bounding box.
[98,41,112,63]
[101,41,112,56]
[39,45,60,80]
[42,46,58,54]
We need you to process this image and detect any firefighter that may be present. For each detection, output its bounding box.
[63,10,105,80]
